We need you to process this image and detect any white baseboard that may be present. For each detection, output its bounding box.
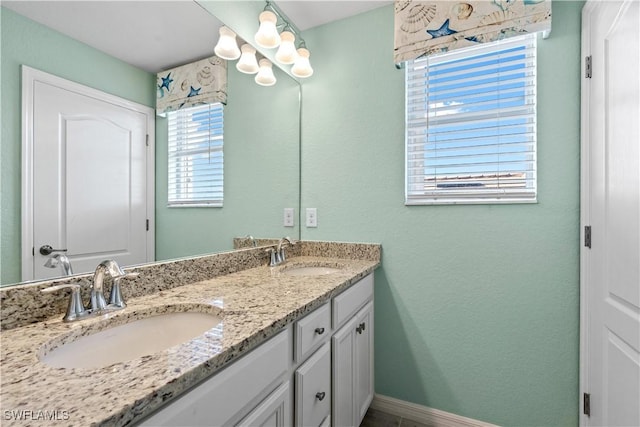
[370,394,499,427]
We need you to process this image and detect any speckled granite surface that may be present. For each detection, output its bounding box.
[0,246,272,331]
[0,246,380,427]
[0,241,380,331]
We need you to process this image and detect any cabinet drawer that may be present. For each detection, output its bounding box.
[295,302,331,363]
[295,343,331,427]
[332,273,373,330]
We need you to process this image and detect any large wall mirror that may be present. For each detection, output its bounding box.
[0,1,301,287]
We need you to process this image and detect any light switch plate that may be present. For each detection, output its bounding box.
[306,208,317,228]
[284,208,294,227]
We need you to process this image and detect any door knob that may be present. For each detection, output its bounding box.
[39,245,68,256]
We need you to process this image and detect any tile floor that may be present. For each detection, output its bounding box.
[360,408,433,427]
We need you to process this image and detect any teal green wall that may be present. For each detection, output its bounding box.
[301,3,582,426]
[0,7,156,285]
[155,65,300,260]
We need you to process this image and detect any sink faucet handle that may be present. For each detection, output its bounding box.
[41,284,86,322]
[109,271,139,308]
[41,284,80,293]
[115,271,140,280]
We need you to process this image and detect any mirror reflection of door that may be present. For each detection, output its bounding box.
[22,67,155,281]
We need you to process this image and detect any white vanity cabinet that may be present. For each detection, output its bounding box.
[137,272,375,427]
[332,275,374,427]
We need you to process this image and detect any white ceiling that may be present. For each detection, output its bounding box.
[2,0,390,73]
[277,1,390,31]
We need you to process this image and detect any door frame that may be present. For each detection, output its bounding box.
[21,66,155,281]
[579,2,594,424]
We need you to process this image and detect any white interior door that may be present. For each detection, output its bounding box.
[581,1,640,425]
[22,67,155,281]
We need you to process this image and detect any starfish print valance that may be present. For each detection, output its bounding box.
[156,56,227,116]
[394,0,551,63]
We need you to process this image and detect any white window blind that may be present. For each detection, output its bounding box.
[167,103,223,207]
[405,34,537,205]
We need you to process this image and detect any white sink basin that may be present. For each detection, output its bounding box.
[40,312,221,369]
[282,266,342,276]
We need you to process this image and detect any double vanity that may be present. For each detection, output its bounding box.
[0,241,380,426]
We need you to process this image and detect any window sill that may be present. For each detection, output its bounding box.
[405,198,538,206]
[167,202,223,208]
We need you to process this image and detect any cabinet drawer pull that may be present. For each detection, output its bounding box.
[314,327,325,335]
[316,391,326,401]
[356,322,366,334]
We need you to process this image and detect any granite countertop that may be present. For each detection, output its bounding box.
[0,256,379,427]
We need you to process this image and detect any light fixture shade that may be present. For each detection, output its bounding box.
[255,11,281,49]
[275,31,298,65]
[255,59,277,86]
[236,44,259,74]
[291,48,314,78]
[214,26,241,60]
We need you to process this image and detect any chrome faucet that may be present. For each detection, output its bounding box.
[41,259,138,322]
[91,260,138,311]
[44,253,74,276]
[268,237,296,266]
[244,235,257,248]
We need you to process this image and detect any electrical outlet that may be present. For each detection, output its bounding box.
[284,208,294,227]
[306,208,317,228]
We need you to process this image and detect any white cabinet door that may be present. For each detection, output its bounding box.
[237,382,291,427]
[354,301,374,426]
[332,314,357,427]
[332,301,374,427]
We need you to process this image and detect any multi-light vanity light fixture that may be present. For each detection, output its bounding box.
[213,0,314,87]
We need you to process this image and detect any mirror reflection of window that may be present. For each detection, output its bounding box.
[167,103,224,207]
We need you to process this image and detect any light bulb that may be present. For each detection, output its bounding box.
[275,31,298,65]
[254,11,281,49]
[291,48,314,78]
[236,44,259,74]
[255,59,277,86]
[214,26,240,60]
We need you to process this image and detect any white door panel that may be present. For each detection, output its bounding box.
[582,1,640,426]
[23,67,154,281]
[66,117,132,255]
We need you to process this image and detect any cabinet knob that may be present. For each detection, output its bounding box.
[356,322,366,334]
[316,391,326,401]
[314,327,325,335]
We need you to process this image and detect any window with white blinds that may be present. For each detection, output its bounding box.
[167,103,223,207]
[405,34,537,205]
